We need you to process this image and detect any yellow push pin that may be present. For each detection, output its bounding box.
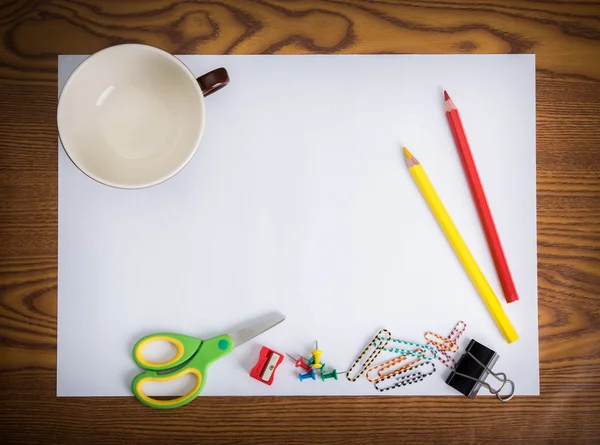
[312,340,323,369]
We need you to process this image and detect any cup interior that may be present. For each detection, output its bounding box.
[58,44,205,188]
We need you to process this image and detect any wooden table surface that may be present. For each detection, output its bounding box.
[1,1,599,443]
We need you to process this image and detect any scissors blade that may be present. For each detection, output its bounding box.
[229,313,286,348]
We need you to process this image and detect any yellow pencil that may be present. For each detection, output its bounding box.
[403,147,518,343]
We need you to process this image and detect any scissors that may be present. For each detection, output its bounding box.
[131,313,285,409]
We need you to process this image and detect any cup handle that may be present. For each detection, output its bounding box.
[197,68,229,97]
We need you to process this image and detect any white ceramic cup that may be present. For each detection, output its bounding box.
[57,44,229,188]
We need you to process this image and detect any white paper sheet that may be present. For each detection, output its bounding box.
[58,54,538,396]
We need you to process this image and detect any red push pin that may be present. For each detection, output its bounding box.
[286,353,312,372]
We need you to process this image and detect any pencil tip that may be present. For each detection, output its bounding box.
[444,91,457,112]
[402,147,412,158]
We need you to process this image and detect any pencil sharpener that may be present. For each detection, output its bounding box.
[249,346,284,386]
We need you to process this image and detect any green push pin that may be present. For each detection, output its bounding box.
[302,356,322,367]
[321,369,339,381]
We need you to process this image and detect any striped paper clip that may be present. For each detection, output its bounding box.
[424,331,459,352]
[346,329,391,382]
[376,337,438,360]
[426,321,467,369]
[374,362,436,392]
[366,349,426,383]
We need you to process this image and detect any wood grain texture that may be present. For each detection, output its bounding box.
[1,0,599,443]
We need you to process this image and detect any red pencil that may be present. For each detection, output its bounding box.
[444,90,519,303]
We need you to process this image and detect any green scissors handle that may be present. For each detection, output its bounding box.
[131,333,234,409]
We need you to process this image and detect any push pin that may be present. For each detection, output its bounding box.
[321,369,339,381]
[286,353,312,372]
[312,340,323,369]
[307,356,325,369]
[299,354,324,370]
[299,368,316,381]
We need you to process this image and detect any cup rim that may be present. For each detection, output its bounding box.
[57,44,206,189]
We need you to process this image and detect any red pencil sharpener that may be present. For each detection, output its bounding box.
[250,346,284,386]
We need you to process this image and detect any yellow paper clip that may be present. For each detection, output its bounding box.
[346,329,391,382]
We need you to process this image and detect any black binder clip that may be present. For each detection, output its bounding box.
[446,339,515,402]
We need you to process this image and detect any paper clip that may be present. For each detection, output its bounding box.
[377,337,437,360]
[426,321,466,369]
[424,331,459,353]
[449,320,467,339]
[366,350,425,383]
[374,362,436,392]
[346,329,391,382]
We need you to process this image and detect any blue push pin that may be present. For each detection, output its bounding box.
[299,368,316,381]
